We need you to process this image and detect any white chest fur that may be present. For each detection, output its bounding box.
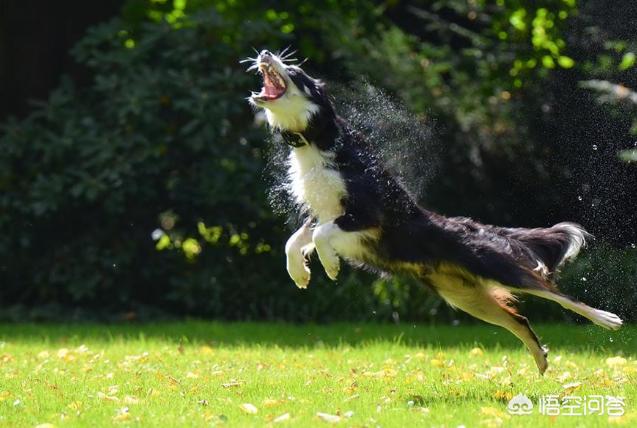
[288,145,346,223]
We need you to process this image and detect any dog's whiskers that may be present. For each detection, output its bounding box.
[279,45,293,58]
[280,50,298,60]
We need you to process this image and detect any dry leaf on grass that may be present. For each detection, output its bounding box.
[240,403,258,414]
[97,392,119,402]
[562,381,582,395]
[273,413,290,423]
[317,412,341,423]
[123,395,139,405]
[262,398,282,407]
[469,347,484,357]
[607,357,627,367]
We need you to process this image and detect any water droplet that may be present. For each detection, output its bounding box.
[592,144,598,151]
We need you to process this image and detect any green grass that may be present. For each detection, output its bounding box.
[0,322,635,427]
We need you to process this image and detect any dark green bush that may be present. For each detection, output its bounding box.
[0,12,295,319]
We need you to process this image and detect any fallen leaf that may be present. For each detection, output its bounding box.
[222,380,242,388]
[262,399,282,407]
[34,424,55,428]
[113,413,130,422]
[493,390,512,402]
[67,401,82,411]
[199,346,214,355]
[562,381,582,394]
[240,403,258,414]
[317,412,341,423]
[97,392,119,402]
[480,407,509,419]
[273,413,291,423]
[607,357,627,367]
[430,359,444,368]
[113,407,130,422]
[123,395,139,405]
[469,347,484,357]
[557,371,571,383]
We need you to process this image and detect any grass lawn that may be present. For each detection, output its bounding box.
[0,322,635,427]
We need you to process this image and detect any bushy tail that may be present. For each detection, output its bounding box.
[504,222,591,275]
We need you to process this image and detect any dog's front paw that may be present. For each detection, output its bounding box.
[312,223,341,281]
[287,253,311,289]
[318,251,340,281]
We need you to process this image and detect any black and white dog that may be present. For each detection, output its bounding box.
[246,49,622,374]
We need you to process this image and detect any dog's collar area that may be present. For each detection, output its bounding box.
[279,131,309,148]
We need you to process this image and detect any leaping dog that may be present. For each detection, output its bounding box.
[245,49,622,374]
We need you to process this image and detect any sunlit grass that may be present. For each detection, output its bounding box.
[0,322,635,427]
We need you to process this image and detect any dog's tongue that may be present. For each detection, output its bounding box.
[264,81,279,97]
[262,69,285,99]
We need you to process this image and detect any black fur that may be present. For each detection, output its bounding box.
[287,79,574,292]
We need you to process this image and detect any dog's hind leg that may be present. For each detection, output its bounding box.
[519,289,622,330]
[433,274,549,374]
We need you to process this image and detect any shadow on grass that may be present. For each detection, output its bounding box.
[0,321,634,354]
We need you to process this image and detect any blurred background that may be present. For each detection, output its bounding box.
[1,0,635,323]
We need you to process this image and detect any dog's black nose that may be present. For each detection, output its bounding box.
[260,50,271,57]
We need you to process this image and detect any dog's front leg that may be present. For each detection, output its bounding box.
[313,215,376,281]
[285,218,314,288]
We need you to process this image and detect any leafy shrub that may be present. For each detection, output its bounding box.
[0,12,298,319]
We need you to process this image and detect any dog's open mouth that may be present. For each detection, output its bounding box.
[255,62,287,101]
